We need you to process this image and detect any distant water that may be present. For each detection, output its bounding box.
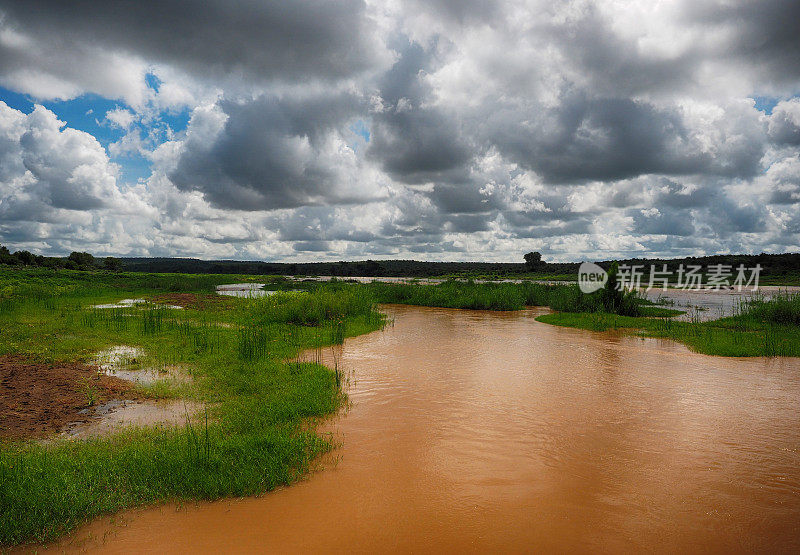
[215,283,275,298]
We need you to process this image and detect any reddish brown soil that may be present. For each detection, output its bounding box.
[0,355,137,440]
[150,293,236,309]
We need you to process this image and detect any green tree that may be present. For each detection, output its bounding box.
[524,251,542,270]
[0,245,17,265]
[103,257,123,272]
[68,251,96,269]
[15,250,35,265]
[601,262,624,313]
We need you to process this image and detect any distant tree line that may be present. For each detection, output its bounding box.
[594,253,800,278]
[2,244,799,278]
[106,252,800,278]
[0,245,122,271]
[119,257,536,276]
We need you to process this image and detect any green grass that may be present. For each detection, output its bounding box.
[367,279,644,315]
[368,280,527,310]
[740,292,800,326]
[535,293,800,357]
[0,269,384,546]
[753,274,800,287]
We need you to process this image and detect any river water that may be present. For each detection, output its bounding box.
[51,305,800,553]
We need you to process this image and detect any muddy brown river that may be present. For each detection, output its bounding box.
[50,305,800,553]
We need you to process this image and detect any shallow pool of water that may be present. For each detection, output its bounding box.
[215,283,273,297]
[51,305,800,553]
[642,285,800,321]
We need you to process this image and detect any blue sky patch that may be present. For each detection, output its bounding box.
[752,96,780,114]
[350,119,370,142]
[0,85,196,185]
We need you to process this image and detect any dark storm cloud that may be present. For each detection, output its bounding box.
[540,1,800,95]
[0,0,382,82]
[541,3,696,97]
[486,96,764,184]
[502,202,589,225]
[429,183,503,214]
[631,209,696,237]
[169,93,369,210]
[511,218,592,239]
[495,197,593,239]
[443,213,492,233]
[367,41,473,184]
[368,108,472,183]
[292,241,330,252]
[409,0,500,25]
[764,155,800,205]
[769,185,800,205]
[705,200,767,234]
[684,0,800,83]
[603,181,646,209]
[652,179,717,209]
[375,41,430,107]
[498,204,592,239]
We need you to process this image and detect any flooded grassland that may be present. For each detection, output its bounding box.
[54,305,800,553]
[2,269,799,552]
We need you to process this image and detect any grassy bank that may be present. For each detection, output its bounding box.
[536,293,800,357]
[367,279,644,314]
[0,269,384,546]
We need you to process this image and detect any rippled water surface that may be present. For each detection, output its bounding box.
[53,305,800,553]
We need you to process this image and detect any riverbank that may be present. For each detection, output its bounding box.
[535,290,800,357]
[0,269,384,546]
[536,311,800,357]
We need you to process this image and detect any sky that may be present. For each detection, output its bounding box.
[0,0,799,263]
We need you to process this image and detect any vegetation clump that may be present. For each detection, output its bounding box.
[369,280,526,311]
[739,292,800,326]
[369,277,644,316]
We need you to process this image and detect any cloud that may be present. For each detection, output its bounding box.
[0,102,123,217]
[769,99,800,145]
[683,0,800,88]
[763,154,800,205]
[167,93,388,210]
[105,107,135,129]
[0,0,389,104]
[0,0,799,261]
[366,40,473,184]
